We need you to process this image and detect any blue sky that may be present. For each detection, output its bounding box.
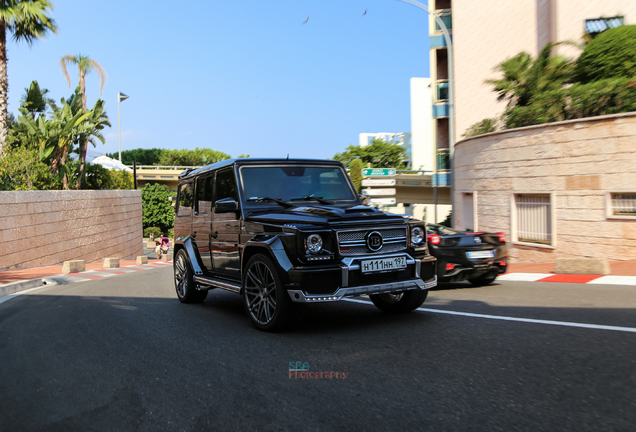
[8,0,430,162]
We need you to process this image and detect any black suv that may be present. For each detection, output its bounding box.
[173,158,437,331]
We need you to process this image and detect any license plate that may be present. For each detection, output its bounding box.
[466,250,494,259]
[361,257,407,274]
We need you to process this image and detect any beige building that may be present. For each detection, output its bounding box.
[429,0,636,142]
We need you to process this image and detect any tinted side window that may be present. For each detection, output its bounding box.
[216,169,238,202]
[196,175,214,214]
[177,182,194,217]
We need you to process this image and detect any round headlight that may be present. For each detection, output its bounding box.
[411,226,424,245]
[306,234,323,254]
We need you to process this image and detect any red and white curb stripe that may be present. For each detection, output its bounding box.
[498,273,636,286]
[42,261,173,284]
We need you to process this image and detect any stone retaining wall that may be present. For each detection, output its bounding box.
[453,112,636,263]
[0,190,143,271]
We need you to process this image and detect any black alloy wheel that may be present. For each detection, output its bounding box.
[369,289,428,313]
[242,254,292,332]
[174,249,208,303]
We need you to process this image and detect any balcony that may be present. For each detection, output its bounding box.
[436,79,449,102]
[434,10,452,31]
[436,149,450,170]
[429,34,450,49]
[432,172,451,186]
[432,103,449,118]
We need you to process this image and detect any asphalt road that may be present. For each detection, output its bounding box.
[1,267,635,431]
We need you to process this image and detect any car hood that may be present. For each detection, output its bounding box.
[245,204,405,227]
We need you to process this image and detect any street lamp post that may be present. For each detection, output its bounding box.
[117,92,129,162]
[397,0,455,225]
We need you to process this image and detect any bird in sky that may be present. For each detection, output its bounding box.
[362,9,367,17]
[302,16,309,25]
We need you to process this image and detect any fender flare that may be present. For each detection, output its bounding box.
[180,236,205,276]
[242,235,294,282]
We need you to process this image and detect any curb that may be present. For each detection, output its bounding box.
[0,278,46,298]
[0,261,173,299]
[498,273,636,286]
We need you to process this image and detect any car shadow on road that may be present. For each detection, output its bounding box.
[196,288,437,334]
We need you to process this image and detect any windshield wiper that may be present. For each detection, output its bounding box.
[290,194,332,205]
[247,197,295,208]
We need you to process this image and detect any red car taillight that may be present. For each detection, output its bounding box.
[427,234,441,245]
[446,263,455,270]
[496,232,507,242]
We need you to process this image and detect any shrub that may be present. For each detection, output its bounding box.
[574,25,636,84]
[504,77,636,129]
[144,227,162,238]
[0,146,60,191]
[462,118,499,138]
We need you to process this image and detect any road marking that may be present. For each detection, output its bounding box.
[343,298,636,333]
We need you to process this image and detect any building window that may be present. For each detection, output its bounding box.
[607,192,636,219]
[513,194,553,245]
[585,16,623,36]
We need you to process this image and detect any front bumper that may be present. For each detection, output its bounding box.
[286,253,437,303]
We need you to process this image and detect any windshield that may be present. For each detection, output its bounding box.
[240,165,356,203]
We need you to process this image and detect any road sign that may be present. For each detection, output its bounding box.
[368,198,396,205]
[362,168,396,177]
[361,179,396,186]
[362,188,396,196]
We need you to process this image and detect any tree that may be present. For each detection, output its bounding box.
[349,158,363,193]
[13,86,110,189]
[0,0,57,155]
[574,25,636,84]
[333,138,407,170]
[141,183,175,233]
[106,148,165,165]
[20,80,52,116]
[59,53,107,174]
[487,42,575,109]
[157,147,231,166]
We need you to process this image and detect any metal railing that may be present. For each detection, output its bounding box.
[515,195,551,244]
[612,193,636,215]
[126,165,203,170]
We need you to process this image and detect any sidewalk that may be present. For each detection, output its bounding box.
[0,246,173,298]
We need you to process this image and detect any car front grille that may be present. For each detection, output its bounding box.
[337,227,407,256]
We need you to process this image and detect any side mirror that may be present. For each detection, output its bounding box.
[359,194,369,205]
[215,198,239,213]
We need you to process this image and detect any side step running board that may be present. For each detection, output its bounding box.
[194,275,241,293]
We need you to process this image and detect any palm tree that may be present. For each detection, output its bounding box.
[20,80,52,117]
[487,42,576,109]
[0,0,57,155]
[59,53,107,177]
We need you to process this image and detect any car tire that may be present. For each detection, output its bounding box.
[174,249,208,303]
[468,272,498,286]
[369,289,428,313]
[242,254,293,332]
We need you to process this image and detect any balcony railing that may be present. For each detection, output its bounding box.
[436,149,450,170]
[429,34,449,49]
[432,103,449,118]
